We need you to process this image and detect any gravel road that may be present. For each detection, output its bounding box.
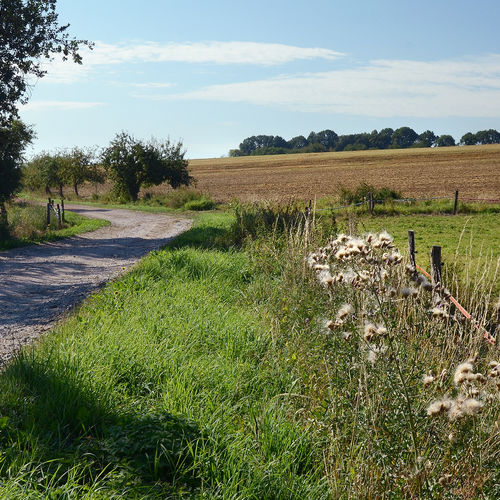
[0,205,192,365]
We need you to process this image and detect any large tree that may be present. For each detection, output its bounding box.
[102,133,192,201]
[0,120,34,225]
[0,0,92,123]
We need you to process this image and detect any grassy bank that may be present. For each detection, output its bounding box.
[0,208,498,498]
[0,213,327,498]
[0,202,109,251]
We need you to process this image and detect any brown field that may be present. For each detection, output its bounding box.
[186,144,500,202]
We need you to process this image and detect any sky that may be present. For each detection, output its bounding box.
[19,0,500,159]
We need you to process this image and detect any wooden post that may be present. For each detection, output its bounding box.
[46,203,51,226]
[430,246,442,285]
[368,192,374,215]
[453,190,459,215]
[408,230,416,271]
[56,203,62,228]
[61,199,65,222]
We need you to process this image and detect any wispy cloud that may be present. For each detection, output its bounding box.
[22,101,106,111]
[41,41,344,83]
[165,55,500,118]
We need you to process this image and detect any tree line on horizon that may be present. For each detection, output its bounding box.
[229,127,500,157]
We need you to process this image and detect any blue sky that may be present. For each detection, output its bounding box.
[19,0,500,158]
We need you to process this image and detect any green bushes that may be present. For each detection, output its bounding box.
[338,182,402,205]
[0,202,108,250]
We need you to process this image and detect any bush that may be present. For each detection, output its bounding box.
[338,182,402,205]
[183,197,216,211]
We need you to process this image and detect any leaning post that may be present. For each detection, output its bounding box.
[453,190,459,215]
[408,230,417,275]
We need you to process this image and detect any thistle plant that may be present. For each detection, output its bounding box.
[305,230,499,497]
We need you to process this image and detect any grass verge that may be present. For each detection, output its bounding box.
[0,202,109,251]
[0,212,327,498]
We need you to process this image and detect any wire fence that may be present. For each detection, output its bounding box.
[310,191,500,214]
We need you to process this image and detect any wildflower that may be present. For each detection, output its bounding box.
[431,306,449,319]
[364,322,377,341]
[366,344,387,364]
[462,398,483,416]
[401,287,418,298]
[336,303,354,321]
[454,362,474,384]
[438,474,452,486]
[427,397,452,416]
[421,279,433,292]
[423,374,435,386]
[323,319,335,332]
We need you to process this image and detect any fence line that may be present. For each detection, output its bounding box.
[311,191,500,213]
[407,231,497,346]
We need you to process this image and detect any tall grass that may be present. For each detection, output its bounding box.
[0,202,108,250]
[240,205,499,498]
[0,214,328,498]
[0,206,498,497]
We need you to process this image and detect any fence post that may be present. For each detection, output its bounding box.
[56,203,62,228]
[430,246,442,284]
[46,202,51,226]
[408,230,416,272]
[430,245,442,303]
[453,190,459,215]
[368,192,374,215]
[61,199,65,223]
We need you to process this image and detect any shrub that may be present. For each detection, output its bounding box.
[338,182,402,205]
[183,197,216,211]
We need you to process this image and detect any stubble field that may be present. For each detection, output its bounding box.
[187,144,500,202]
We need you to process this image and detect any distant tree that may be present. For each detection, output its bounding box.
[306,131,318,144]
[436,134,456,147]
[25,152,65,196]
[415,130,437,148]
[58,147,100,196]
[228,148,244,157]
[460,132,477,145]
[475,129,500,144]
[391,127,418,149]
[369,128,394,149]
[272,136,288,148]
[316,129,338,150]
[0,120,34,226]
[287,135,308,150]
[0,0,92,124]
[102,132,191,201]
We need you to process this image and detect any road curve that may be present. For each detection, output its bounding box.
[0,205,192,365]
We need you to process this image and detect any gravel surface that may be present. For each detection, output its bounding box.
[0,205,192,366]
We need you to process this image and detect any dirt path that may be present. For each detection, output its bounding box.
[0,205,192,365]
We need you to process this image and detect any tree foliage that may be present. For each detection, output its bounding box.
[230,126,500,157]
[0,0,92,123]
[0,120,34,225]
[436,134,456,147]
[102,133,192,201]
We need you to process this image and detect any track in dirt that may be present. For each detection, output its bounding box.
[0,205,192,365]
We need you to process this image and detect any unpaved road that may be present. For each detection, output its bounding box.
[0,205,192,365]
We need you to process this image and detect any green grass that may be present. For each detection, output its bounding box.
[0,212,327,498]
[1,207,498,497]
[0,203,109,251]
[356,212,500,296]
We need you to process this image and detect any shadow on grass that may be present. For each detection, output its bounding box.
[0,352,201,494]
[167,224,234,251]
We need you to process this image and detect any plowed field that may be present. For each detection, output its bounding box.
[187,144,500,202]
